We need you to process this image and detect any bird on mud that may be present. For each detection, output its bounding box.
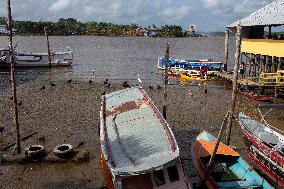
[40,86,45,90]
[0,127,4,133]
[149,85,154,90]
[50,82,56,87]
[67,79,72,84]
[122,81,130,88]
[88,80,93,83]
[18,101,23,107]
[157,85,162,90]
[101,91,106,95]
[103,79,109,85]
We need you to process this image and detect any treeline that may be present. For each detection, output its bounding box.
[0,17,183,37]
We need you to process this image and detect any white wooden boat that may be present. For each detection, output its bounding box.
[100,87,190,189]
[0,48,72,67]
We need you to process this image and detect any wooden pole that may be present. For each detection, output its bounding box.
[225,21,242,146]
[44,27,52,66]
[163,43,169,119]
[7,0,21,154]
[203,112,229,184]
[224,29,229,72]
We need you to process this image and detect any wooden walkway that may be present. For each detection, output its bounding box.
[213,72,259,87]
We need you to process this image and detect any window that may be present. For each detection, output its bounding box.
[167,166,179,182]
[153,170,165,186]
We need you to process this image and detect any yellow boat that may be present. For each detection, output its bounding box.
[180,73,211,81]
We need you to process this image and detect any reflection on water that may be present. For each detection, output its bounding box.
[0,36,236,85]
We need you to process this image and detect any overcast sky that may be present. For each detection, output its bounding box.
[0,0,273,31]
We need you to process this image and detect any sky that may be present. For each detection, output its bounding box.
[0,0,274,31]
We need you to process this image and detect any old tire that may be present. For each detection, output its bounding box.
[53,144,74,159]
[25,145,46,160]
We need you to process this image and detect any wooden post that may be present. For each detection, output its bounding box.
[248,54,252,77]
[203,112,229,184]
[225,21,242,146]
[7,0,21,154]
[224,29,229,72]
[163,43,169,119]
[44,27,52,66]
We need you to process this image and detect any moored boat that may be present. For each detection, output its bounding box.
[157,57,222,75]
[0,48,73,67]
[100,87,190,189]
[191,130,274,189]
[239,104,284,186]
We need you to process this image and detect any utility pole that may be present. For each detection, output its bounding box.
[225,21,242,145]
[7,0,21,154]
[163,43,169,119]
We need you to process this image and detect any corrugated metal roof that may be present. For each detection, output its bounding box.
[100,87,180,176]
[228,0,284,28]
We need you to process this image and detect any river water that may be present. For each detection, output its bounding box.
[0,36,236,85]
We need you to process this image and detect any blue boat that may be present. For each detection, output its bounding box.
[191,130,274,189]
[157,57,223,75]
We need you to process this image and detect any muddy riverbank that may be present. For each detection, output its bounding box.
[0,77,283,189]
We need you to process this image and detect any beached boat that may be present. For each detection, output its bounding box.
[100,87,190,189]
[240,91,273,102]
[239,104,284,186]
[0,48,73,67]
[191,130,274,189]
[157,57,222,75]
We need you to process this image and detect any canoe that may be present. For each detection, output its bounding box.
[239,105,284,186]
[100,87,190,189]
[191,130,274,189]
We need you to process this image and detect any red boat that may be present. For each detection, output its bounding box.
[239,104,284,186]
[240,91,273,102]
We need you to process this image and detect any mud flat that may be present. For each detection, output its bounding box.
[0,78,283,189]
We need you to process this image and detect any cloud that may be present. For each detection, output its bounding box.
[0,0,277,31]
[201,0,273,16]
[49,0,72,12]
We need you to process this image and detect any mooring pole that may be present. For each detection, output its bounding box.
[163,43,169,119]
[7,0,21,154]
[224,29,229,72]
[225,21,242,146]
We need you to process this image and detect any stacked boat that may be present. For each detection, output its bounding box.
[239,104,284,187]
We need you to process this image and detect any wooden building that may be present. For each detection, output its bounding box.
[224,0,284,89]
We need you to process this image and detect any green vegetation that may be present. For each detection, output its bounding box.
[0,17,183,37]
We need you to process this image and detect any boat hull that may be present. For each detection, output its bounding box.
[191,131,274,189]
[240,127,284,186]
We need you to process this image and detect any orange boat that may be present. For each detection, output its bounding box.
[191,131,274,189]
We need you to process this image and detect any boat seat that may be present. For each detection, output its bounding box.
[258,132,278,146]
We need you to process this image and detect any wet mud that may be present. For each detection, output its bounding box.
[0,77,283,189]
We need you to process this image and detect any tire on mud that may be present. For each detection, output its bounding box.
[53,144,75,159]
[25,145,46,160]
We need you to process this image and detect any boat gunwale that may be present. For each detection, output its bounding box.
[100,86,180,176]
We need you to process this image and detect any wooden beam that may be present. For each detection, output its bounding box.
[225,21,242,145]
[7,0,21,154]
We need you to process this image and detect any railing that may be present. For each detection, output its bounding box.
[259,70,284,86]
